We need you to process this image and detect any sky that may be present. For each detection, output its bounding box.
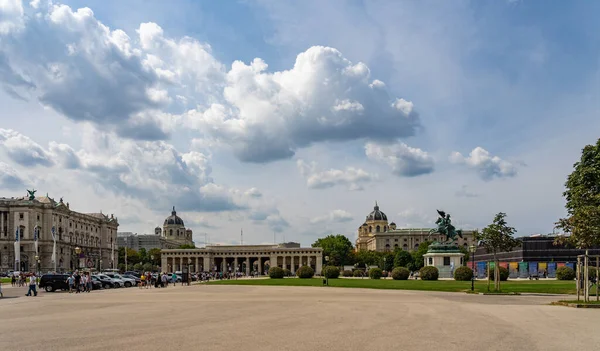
[0,0,599,247]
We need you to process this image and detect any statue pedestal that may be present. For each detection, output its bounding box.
[423,243,464,279]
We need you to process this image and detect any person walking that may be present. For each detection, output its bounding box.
[67,274,74,293]
[25,273,38,297]
[171,272,177,287]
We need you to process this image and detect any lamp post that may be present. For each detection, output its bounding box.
[383,257,387,278]
[75,246,81,271]
[151,255,155,272]
[34,255,39,275]
[469,245,477,291]
[99,259,103,272]
[324,256,329,286]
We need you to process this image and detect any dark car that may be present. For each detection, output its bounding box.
[39,274,70,292]
[91,279,102,290]
[124,271,141,278]
[92,275,115,289]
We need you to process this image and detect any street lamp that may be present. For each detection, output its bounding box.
[151,255,155,272]
[99,259,103,272]
[34,255,39,275]
[75,247,81,271]
[324,256,330,286]
[469,245,477,291]
[383,257,387,278]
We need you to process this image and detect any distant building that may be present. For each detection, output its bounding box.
[117,206,194,251]
[355,203,476,252]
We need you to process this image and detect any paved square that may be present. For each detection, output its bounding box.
[0,285,598,351]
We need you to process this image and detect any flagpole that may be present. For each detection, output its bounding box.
[51,226,57,273]
[14,227,20,272]
[34,225,39,274]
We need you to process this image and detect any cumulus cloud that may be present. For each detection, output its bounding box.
[0,0,24,35]
[187,46,421,163]
[449,147,517,181]
[396,209,436,228]
[0,161,27,189]
[249,208,289,233]
[365,142,434,177]
[297,159,376,190]
[0,128,54,167]
[455,185,479,198]
[310,209,353,224]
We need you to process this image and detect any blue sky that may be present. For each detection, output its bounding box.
[0,0,598,246]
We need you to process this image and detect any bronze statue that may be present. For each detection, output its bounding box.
[27,189,36,201]
[428,209,463,243]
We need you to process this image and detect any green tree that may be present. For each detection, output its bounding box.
[133,263,143,271]
[556,138,600,249]
[458,245,470,265]
[178,244,196,249]
[312,234,355,266]
[476,213,519,292]
[148,248,161,266]
[138,248,147,263]
[142,262,153,272]
[409,241,431,271]
[393,250,412,268]
[126,248,141,266]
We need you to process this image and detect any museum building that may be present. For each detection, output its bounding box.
[0,191,119,272]
[355,203,477,252]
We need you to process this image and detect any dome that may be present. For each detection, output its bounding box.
[164,206,185,226]
[390,222,396,226]
[366,202,387,221]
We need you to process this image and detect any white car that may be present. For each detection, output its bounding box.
[102,274,126,288]
[111,273,136,287]
[94,274,120,288]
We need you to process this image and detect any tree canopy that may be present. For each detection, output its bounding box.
[476,213,520,256]
[178,244,197,249]
[556,138,600,248]
[312,234,354,266]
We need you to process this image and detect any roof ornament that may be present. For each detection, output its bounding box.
[172,206,176,215]
[27,189,36,201]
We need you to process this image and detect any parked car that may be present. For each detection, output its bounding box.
[104,273,130,287]
[39,274,70,292]
[96,274,121,288]
[122,274,141,285]
[124,271,141,278]
[91,279,102,290]
[92,275,115,289]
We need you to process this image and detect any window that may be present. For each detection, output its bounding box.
[394,239,398,242]
[37,215,40,221]
[404,238,407,242]
[428,257,433,265]
[170,229,173,236]
[376,225,380,233]
[443,257,450,266]
[19,213,24,219]
[369,226,372,233]
[403,244,408,251]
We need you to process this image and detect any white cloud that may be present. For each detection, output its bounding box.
[450,147,517,181]
[297,159,376,190]
[0,0,24,35]
[365,142,434,177]
[186,46,421,163]
[455,185,479,198]
[396,209,436,228]
[310,209,353,224]
[0,161,27,189]
[0,128,54,167]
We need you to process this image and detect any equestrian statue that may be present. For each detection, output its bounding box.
[428,210,463,244]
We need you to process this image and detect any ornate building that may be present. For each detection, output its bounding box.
[156,206,194,247]
[355,203,476,252]
[0,191,119,272]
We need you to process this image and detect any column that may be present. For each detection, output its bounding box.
[258,258,263,275]
[245,257,250,276]
[221,257,226,273]
[316,254,323,275]
[161,256,168,272]
[291,256,296,273]
[0,211,4,237]
[281,256,286,270]
[203,256,209,272]
[234,257,238,275]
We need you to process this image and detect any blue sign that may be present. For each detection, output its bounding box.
[529,262,538,276]
[476,262,487,279]
[547,263,557,278]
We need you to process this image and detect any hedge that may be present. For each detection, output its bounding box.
[368,268,383,279]
[322,266,340,279]
[556,266,575,280]
[296,265,315,279]
[342,270,353,277]
[419,266,439,281]
[268,266,285,279]
[282,268,291,277]
[453,266,473,281]
[488,266,509,281]
[391,267,410,280]
[353,270,363,277]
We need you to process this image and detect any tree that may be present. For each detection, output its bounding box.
[458,245,470,265]
[138,248,147,263]
[556,139,600,301]
[148,248,161,266]
[142,262,153,272]
[476,213,519,292]
[409,241,431,272]
[312,234,354,266]
[178,244,196,249]
[393,250,412,268]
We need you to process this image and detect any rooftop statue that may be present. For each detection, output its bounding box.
[428,210,463,244]
[27,189,36,201]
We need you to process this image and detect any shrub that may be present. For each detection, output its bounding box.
[269,267,285,279]
[488,266,509,281]
[296,265,315,279]
[454,266,473,281]
[556,266,576,280]
[369,268,383,279]
[391,267,410,280]
[353,270,363,277]
[342,270,353,277]
[282,268,291,277]
[323,266,340,279]
[419,266,439,281]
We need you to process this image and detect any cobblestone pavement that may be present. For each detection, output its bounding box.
[0,285,598,351]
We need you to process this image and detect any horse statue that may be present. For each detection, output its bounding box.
[27,189,37,201]
[428,210,463,244]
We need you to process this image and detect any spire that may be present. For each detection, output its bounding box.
[172,206,176,215]
[374,201,379,210]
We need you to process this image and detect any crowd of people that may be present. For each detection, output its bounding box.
[66,271,93,293]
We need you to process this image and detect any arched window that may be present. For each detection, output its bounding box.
[384,226,387,232]
[376,225,380,233]
[403,244,408,251]
[394,244,398,249]
[170,229,173,236]
[463,243,468,247]
[369,226,372,233]
[414,244,419,249]
[384,244,390,252]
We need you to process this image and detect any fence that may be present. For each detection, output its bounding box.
[472,261,575,278]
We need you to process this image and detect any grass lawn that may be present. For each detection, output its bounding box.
[209,278,588,295]
[1,277,11,284]
[558,300,600,305]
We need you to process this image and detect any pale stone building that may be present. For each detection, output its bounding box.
[159,207,194,247]
[355,203,476,252]
[162,243,323,275]
[0,192,118,272]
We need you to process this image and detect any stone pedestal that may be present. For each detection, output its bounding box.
[423,243,465,278]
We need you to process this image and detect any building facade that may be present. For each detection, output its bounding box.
[0,192,118,273]
[161,244,323,275]
[355,203,476,252]
[158,207,194,247]
[117,232,179,251]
